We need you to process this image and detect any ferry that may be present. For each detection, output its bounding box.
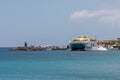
[69,35,107,51]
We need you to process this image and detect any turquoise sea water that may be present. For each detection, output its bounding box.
[0,48,120,80]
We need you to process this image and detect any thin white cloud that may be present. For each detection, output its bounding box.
[70,9,120,25]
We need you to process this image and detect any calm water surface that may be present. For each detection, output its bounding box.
[0,48,120,80]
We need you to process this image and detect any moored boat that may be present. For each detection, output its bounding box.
[69,35,107,51]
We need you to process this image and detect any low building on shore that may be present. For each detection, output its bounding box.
[97,38,120,50]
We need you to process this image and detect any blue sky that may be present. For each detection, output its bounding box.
[0,0,120,47]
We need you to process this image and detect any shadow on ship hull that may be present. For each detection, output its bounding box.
[70,43,86,51]
[71,48,85,51]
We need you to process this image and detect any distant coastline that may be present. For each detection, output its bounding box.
[11,37,120,51]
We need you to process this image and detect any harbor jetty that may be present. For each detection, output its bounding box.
[12,42,69,51]
[12,45,68,51]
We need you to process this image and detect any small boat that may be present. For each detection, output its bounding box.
[98,46,107,51]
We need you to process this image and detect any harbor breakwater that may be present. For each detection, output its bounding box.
[12,45,69,51]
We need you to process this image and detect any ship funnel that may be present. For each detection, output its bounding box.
[93,36,97,40]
